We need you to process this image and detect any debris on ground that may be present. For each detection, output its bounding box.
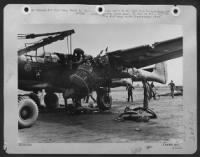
[114,106,157,122]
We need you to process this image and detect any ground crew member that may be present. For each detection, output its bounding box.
[150,82,155,98]
[168,80,176,98]
[126,84,134,102]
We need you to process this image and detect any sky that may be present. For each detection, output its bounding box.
[18,24,183,85]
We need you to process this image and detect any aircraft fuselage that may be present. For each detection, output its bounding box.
[18,55,75,93]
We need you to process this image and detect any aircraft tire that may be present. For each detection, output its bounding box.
[44,93,59,110]
[28,93,41,107]
[18,96,39,129]
[97,95,112,111]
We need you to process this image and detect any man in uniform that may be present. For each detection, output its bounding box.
[126,84,134,102]
[168,80,176,98]
[150,82,155,98]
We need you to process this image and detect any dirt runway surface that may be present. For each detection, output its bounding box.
[18,87,184,143]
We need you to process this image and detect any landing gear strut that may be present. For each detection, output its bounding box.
[96,87,112,111]
[63,92,82,114]
[63,87,112,113]
[133,81,157,118]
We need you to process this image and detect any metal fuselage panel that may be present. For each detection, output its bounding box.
[18,56,74,92]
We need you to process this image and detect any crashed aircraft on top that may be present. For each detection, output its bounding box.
[17,29,183,128]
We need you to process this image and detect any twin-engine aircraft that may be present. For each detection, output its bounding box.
[18,29,183,128]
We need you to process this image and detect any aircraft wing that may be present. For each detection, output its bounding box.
[108,37,183,68]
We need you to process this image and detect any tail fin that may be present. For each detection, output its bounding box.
[153,62,168,84]
[129,62,168,84]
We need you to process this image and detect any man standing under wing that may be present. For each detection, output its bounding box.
[168,80,176,98]
[126,84,134,102]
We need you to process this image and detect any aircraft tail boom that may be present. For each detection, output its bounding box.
[128,62,168,84]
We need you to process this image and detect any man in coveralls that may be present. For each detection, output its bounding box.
[168,80,176,98]
[127,84,134,102]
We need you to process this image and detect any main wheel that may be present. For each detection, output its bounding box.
[97,95,112,111]
[27,93,41,107]
[18,96,39,129]
[44,93,59,110]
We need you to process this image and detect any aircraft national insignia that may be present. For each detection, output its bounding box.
[24,63,32,72]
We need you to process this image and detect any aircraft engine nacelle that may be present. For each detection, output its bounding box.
[70,63,105,98]
[128,62,168,84]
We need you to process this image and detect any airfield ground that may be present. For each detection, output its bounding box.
[18,87,184,143]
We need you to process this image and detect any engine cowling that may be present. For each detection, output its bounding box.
[70,64,99,98]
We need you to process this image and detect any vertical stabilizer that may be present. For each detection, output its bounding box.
[153,62,168,84]
[128,62,168,84]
